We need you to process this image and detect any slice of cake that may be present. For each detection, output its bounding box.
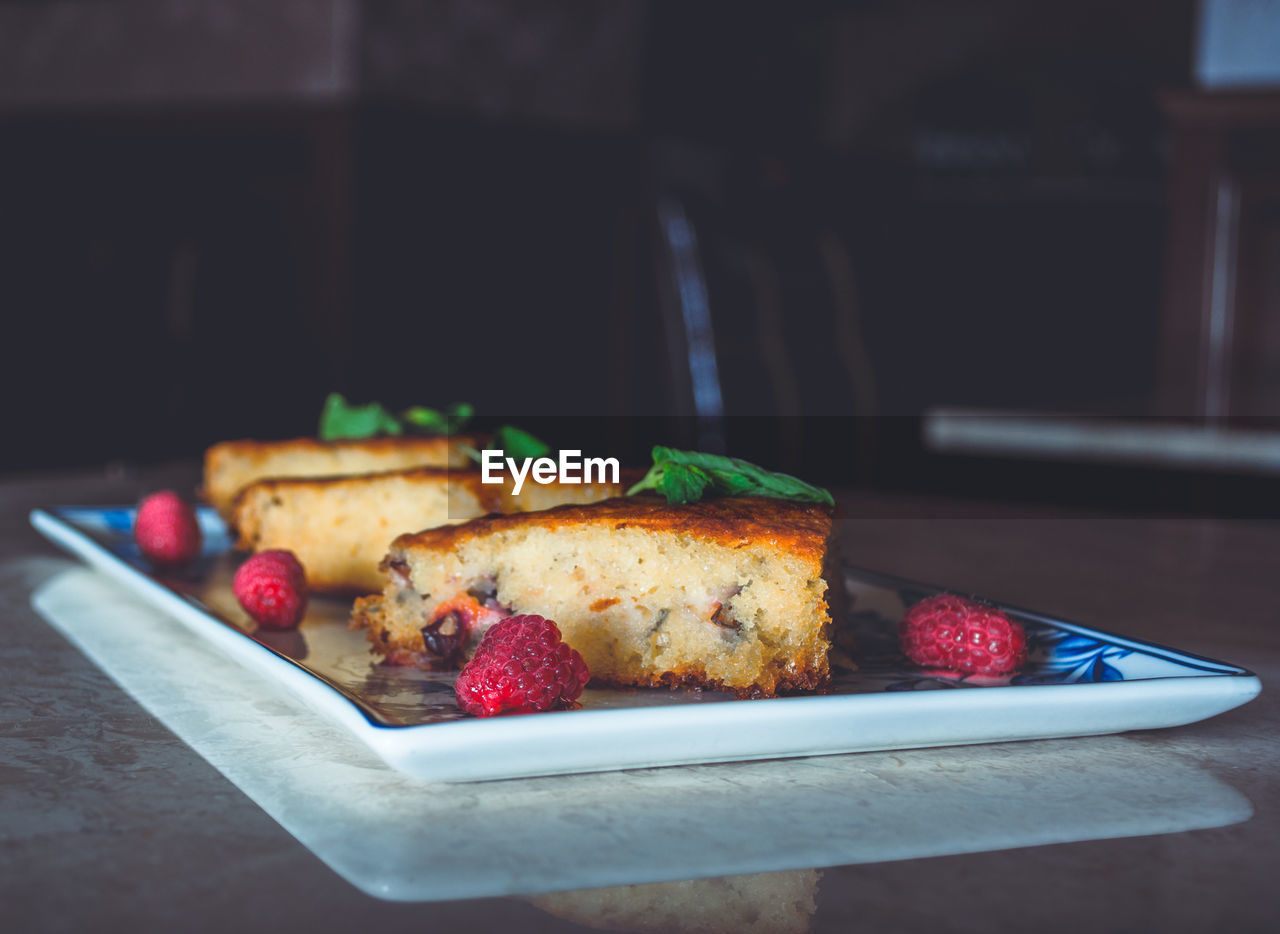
[203,435,479,517]
[230,468,626,594]
[352,496,836,697]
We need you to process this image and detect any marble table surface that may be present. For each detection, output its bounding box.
[2,463,1278,933]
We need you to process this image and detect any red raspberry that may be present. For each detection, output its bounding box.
[233,550,309,630]
[134,490,202,566]
[899,594,1027,676]
[454,615,590,717]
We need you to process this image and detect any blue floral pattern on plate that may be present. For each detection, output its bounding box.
[837,568,1244,694]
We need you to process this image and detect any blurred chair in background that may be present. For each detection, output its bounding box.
[649,142,880,476]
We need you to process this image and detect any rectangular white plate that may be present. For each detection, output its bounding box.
[31,505,1261,783]
[23,562,1257,900]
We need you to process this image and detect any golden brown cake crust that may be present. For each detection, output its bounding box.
[208,435,483,459]
[228,467,499,538]
[612,656,830,699]
[388,495,833,565]
[204,434,483,489]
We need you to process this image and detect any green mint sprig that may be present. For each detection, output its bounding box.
[627,446,834,507]
[317,393,474,441]
[401,402,474,435]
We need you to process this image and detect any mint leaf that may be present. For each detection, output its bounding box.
[318,393,403,440]
[401,402,474,434]
[401,407,447,432]
[625,465,664,497]
[447,402,475,430]
[661,462,711,504]
[491,425,551,461]
[319,395,475,440]
[706,470,756,497]
[627,446,834,507]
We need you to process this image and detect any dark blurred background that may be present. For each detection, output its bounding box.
[3,0,1280,512]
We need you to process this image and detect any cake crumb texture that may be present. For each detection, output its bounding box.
[355,496,835,698]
